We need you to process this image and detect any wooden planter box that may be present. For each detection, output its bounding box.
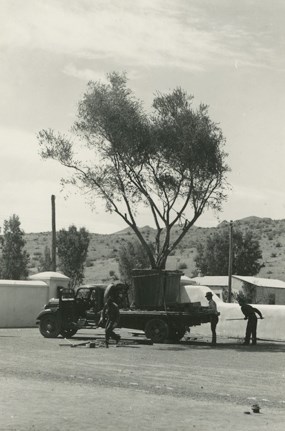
[131,269,183,310]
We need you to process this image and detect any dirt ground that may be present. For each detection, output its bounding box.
[0,328,285,431]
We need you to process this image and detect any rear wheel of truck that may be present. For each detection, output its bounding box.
[60,329,78,338]
[145,319,169,343]
[168,326,186,342]
[39,315,61,338]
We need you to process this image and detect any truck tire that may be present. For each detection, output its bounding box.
[168,326,186,342]
[39,315,61,338]
[145,319,169,343]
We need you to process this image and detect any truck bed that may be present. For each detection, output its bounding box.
[119,306,215,332]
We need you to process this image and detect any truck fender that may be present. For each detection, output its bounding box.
[36,308,59,322]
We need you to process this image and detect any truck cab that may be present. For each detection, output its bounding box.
[36,284,107,338]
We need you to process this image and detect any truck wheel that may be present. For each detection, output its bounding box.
[60,329,78,338]
[145,319,169,343]
[168,327,186,342]
[39,315,61,338]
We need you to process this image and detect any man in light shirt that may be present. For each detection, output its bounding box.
[205,291,219,345]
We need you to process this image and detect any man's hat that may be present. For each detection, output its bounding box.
[205,292,213,298]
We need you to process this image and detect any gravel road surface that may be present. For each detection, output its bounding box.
[0,328,284,430]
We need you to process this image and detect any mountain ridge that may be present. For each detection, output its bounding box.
[24,216,285,284]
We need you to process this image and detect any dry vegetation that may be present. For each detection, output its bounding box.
[24,216,285,284]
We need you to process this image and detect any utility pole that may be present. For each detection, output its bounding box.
[51,195,56,272]
[228,220,233,303]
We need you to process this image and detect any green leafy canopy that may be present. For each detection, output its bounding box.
[195,228,263,276]
[57,225,90,288]
[38,72,229,269]
[0,215,30,280]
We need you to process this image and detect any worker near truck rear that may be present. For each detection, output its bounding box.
[205,291,219,345]
[238,299,263,345]
[102,296,121,348]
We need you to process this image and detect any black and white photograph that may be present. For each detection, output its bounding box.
[0,1,285,430]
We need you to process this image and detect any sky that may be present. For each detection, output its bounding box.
[0,0,285,234]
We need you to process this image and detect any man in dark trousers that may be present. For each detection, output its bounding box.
[239,299,263,345]
[102,297,121,348]
[205,291,219,345]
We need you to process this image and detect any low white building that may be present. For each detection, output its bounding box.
[191,275,285,305]
[233,275,285,305]
[191,276,243,299]
[29,271,70,299]
[0,271,70,328]
[0,280,48,327]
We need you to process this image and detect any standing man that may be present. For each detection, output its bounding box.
[205,291,219,345]
[238,299,263,345]
[102,296,121,348]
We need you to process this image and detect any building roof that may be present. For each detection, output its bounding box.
[0,280,47,287]
[233,275,285,289]
[193,275,285,290]
[192,276,229,287]
[29,271,69,280]
[180,275,197,286]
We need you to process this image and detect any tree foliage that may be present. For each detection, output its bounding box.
[39,245,53,272]
[57,225,90,287]
[195,228,263,276]
[118,240,153,285]
[237,283,257,304]
[38,72,229,269]
[0,214,30,279]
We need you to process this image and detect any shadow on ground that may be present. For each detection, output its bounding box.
[60,333,285,352]
[159,339,285,353]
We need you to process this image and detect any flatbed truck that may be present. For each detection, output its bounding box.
[36,282,216,343]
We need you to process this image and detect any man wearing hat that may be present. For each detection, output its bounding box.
[205,291,219,345]
[238,298,263,345]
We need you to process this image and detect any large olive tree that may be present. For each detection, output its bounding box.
[38,72,229,269]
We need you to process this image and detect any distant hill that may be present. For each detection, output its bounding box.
[24,216,285,284]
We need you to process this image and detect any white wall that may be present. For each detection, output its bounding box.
[256,286,285,305]
[0,281,48,328]
[0,273,70,328]
[29,272,70,299]
[182,285,285,342]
